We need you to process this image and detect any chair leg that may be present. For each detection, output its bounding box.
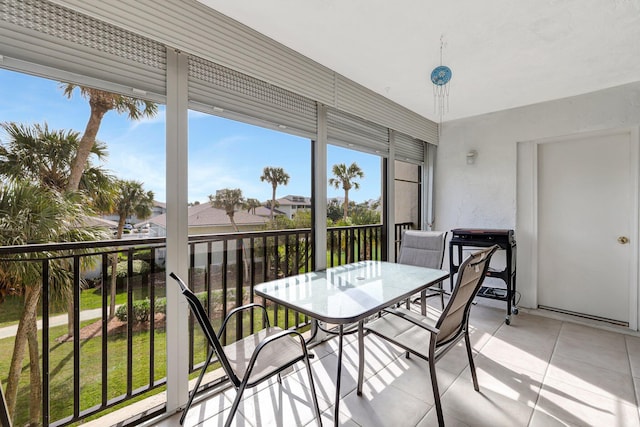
[428,356,445,427]
[226,382,248,427]
[303,354,323,426]
[464,330,480,391]
[180,347,215,425]
[357,321,365,395]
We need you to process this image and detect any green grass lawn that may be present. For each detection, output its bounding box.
[0,318,170,426]
[0,288,130,329]
[0,304,305,426]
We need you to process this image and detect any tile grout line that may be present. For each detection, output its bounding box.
[525,319,564,427]
[623,336,640,425]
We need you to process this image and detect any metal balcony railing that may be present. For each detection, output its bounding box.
[0,223,413,427]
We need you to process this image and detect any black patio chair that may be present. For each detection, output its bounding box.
[169,272,322,427]
[357,245,498,426]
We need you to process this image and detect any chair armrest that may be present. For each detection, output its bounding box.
[255,329,307,354]
[219,303,270,337]
[244,329,309,378]
[381,308,440,335]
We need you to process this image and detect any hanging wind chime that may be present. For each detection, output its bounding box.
[430,36,452,121]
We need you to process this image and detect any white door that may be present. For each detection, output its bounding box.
[537,130,637,325]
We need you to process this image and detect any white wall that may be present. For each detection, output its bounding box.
[435,81,640,309]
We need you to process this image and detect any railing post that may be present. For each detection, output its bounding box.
[126,249,134,396]
[149,247,156,389]
[41,260,49,427]
[235,239,243,339]
[349,227,355,264]
[73,256,81,418]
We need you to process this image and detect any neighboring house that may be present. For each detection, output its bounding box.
[272,195,311,219]
[79,216,119,230]
[102,200,167,225]
[137,203,269,237]
[138,203,269,269]
[149,201,167,218]
[251,205,284,218]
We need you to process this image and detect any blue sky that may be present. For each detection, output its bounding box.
[0,68,381,204]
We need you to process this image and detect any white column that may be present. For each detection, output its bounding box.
[387,130,396,260]
[314,104,328,270]
[424,143,436,230]
[165,47,189,414]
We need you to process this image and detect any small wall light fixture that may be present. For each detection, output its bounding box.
[466,150,477,165]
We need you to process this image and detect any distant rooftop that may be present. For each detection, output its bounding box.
[138,203,268,228]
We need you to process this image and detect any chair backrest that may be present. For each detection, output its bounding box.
[398,230,447,269]
[435,245,498,345]
[169,272,240,385]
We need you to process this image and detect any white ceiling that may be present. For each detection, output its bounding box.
[197,0,640,123]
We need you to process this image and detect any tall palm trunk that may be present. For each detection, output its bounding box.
[270,186,276,220]
[66,104,107,337]
[5,283,41,419]
[343,190,349,220]
[67,104,106,192]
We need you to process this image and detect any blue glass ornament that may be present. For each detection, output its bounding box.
[430,65,452,86]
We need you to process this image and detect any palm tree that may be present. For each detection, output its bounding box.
[245,198,262,215]
[329,162,365,220]
[0,181,107,424]
[60,84,158,192]
[209,188,245,232]
[0,122,115,204]
[60,85,154,337]
[109,180,154,318]
[260,166,290,220]
[0,121,117,338]
[112,180,154,239]
[210,189,248,278]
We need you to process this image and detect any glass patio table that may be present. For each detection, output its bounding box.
[254,260,449,425]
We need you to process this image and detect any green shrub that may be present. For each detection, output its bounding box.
[125,290,235,322]
[115,298,151,323]
[154,297,166,314]
[133,249,152,261]
[108,259,150,279]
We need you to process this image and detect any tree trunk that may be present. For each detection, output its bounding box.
[66,104,107,337]
[270,187,276,220]
[343,190,349,220]
[67,105,106,192]
[27,317,41,426]
[5,283,41,420]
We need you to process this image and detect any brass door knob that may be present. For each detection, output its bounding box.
[618,236,630,244]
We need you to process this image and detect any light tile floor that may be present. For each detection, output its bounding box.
[145,299,640,427]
